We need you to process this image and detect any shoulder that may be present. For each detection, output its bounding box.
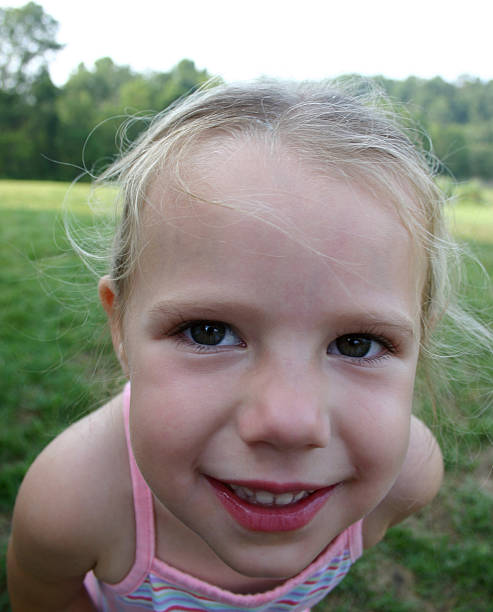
[362,415,443,549]
[9,392,134,582]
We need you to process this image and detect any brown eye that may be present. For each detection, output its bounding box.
[181,321,245,349]
[328,335,384,359]
[336,336,372,357]
[189,322,227,345]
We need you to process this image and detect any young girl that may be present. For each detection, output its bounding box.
[8,79,451,612]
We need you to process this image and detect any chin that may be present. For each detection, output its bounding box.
[214,540,322,583]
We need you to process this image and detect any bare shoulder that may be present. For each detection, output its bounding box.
[8,391,133,583]
[363,415,444,548]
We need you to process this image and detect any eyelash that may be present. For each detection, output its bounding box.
[168,320,398,363]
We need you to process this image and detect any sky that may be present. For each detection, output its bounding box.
[4,0,493,86]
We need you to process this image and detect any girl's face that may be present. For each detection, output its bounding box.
[110,139,424,581]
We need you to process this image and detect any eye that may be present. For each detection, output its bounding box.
[327,334,386,359]
[182,321,243,348]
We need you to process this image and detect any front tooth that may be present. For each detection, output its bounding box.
[292,491,308,502]
[255,490,275,504]
[274,492,295,506]
[230,485,253,501]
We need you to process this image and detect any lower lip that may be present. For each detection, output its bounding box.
[207,478,337,532]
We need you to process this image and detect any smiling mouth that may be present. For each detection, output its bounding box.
[206,477,338,531]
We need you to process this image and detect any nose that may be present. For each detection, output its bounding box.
[236,358,331,450]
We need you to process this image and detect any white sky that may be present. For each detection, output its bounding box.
[4,0,493,86]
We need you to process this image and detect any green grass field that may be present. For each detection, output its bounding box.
[1,180,492,611]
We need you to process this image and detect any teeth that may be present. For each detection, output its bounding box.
[274,492,295,506]
[230,484,253,501]
[293,491,309,502]
[229,485,313,506]
[255,490,275,504]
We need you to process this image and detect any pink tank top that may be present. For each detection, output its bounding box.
[85,384,363,611]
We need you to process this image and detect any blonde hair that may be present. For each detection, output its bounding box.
[78,78,492,413]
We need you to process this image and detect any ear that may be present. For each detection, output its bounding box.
[98,275,129,376]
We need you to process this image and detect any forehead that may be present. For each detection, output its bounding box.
[136,138,424,324]
[147,137,409,247]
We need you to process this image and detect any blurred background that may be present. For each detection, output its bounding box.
[1,2,492,611]
[0,0,493,181]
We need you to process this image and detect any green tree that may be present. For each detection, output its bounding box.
[429,122,470,178]
[0,68,60,179]
[27,67,60,177]
[0,2,62,178]
[0,1,62,93]
[161,59,210,103]
[467,121,493,179]
[55,58,211,180]
[55,59,137,178]
[0,90,33,177]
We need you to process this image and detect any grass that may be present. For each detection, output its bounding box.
[1,179,492,612]
[0,180,119,611]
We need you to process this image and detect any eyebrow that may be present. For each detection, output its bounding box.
[350,317,417,339]
[147,299,232,320]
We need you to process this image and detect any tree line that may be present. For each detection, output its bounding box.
[1,2,492,182]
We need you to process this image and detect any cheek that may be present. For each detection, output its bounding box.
[128,364,238,461]
[337,377,413,478]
